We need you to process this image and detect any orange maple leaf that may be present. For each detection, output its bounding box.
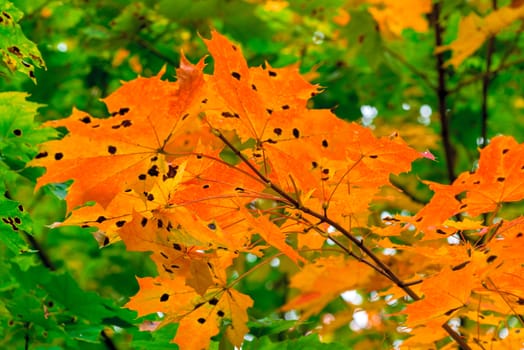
[31,57,207,211]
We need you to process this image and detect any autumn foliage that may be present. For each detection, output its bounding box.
[31,30,524,350]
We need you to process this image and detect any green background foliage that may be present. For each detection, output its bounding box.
[0,0,522,348]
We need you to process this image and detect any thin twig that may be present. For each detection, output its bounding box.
[24,230,55,271]
[480,0,498,148]
[24,322,30,350]
[390,177,428,205]
[432,1,456,183]
[383,46,437,91]
[448,57,524,94]
[135,37,178,67]
[442,323,470,350]
[24,232,121,349]
[325,234,393,280]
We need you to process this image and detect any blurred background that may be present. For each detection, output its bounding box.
[1,0,523,348]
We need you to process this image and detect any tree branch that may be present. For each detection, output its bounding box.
[213,127,472,349]
[24,231,119,350]
[480,0,498,148]
[23,231,56,271]
[442,323,470,350]
[448,57,524,94]
[390,177,428,205]
[432,1,456,183]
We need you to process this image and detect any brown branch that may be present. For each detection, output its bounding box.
[213,126,472,349]
[442,323,470,350]
[23,231,56,271]
[390,177,428,205]
[480,0,498,148]
[432,1,456,183]
[101,329,118,350]
[448,57,524,94]
[23,231,121,350]
[213,128,416,294]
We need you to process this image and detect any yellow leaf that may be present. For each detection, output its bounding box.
[367,0,432,38]
[436,5,524,67]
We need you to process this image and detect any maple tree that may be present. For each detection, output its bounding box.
[1,1,524,349]
[27,29,524,349]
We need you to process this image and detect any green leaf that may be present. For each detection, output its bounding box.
[248,317,302,337]
[0,0,45,82]
[0,92,56,168]
[0,197,31,253]
[243,334,347,350]
[11,264,131,324]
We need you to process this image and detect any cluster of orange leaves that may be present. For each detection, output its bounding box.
[32,31,524,349]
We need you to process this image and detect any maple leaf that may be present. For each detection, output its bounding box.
[201,30,318,143]
[30,29,448,350]
[282,256,374,319]
[402,264,475,326]
[436,4,524,67]
[127,276,252,349]
[407,136,524,238]
[31,57,207,211]
[367,0,432,38]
